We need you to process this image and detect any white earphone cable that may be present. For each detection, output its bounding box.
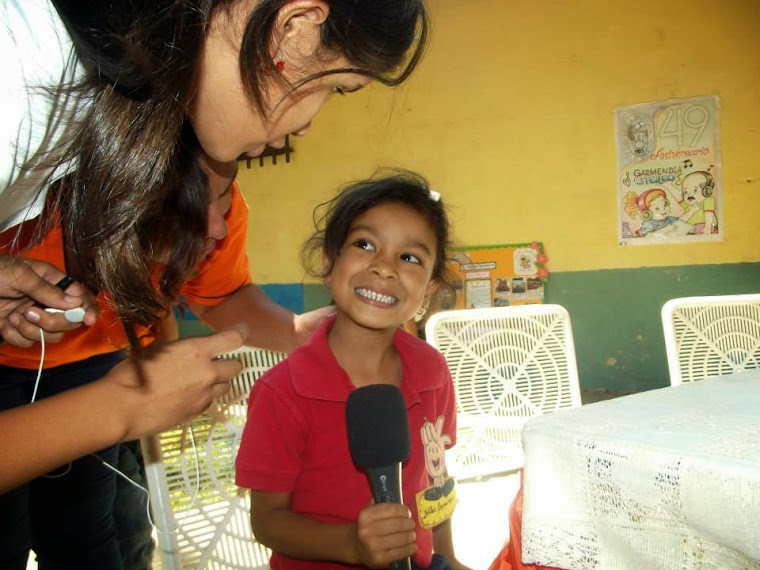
[32,326,202,536]
[31,328,45,403]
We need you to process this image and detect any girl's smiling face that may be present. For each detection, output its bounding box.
[326,202,439,332]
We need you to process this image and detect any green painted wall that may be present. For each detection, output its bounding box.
[545,262,760,392]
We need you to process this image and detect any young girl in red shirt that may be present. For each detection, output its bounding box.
[236,170,472,570]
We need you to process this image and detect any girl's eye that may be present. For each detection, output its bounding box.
[332,87,346,96]
[401,253,422,265]
[354,239,375,251]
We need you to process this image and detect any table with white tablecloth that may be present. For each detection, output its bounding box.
[521,372,760,570]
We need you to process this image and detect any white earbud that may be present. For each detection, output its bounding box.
[44,307,86,323]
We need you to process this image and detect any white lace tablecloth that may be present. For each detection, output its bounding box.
[521,372,760,570]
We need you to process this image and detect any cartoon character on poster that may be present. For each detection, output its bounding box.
[616,95,722,245]
[513,248,537,275]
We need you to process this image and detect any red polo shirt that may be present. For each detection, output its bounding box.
[236,316,457,569]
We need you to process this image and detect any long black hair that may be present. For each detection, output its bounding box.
[302,168,452,285]
[43,0,429,330]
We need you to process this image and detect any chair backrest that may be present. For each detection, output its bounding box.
[425,305,581,480]
[143,347,287,570]
[661,294,760,386]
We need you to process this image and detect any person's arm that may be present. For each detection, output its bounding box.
[0,329,244,493]
[189,283,333,352]
[0,255,99,347]
[250,490,416,567]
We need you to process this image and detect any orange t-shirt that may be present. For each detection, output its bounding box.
[0,182,251,369]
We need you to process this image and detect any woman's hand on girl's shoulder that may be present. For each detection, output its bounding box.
[294,305,335,345]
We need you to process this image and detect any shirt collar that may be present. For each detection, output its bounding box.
[289,315,445,404]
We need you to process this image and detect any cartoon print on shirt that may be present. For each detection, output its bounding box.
[415,416,457,528]
[422,415,450,488]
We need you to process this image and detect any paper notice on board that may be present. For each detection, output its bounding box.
[464,279,492,309]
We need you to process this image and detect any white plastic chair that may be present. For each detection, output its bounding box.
[425,305,581,480]
[661,294,760,386]
[143,347,287,570]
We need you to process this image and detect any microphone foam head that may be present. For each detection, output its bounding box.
[346,384,410,468]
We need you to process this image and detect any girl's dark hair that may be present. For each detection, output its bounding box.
[302,169,452,285]
[43,0,429,330]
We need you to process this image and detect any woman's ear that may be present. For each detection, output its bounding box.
[272,0,330,57]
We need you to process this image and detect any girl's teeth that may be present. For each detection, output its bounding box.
[356,288,396,304]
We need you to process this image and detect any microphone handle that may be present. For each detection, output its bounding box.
[366,465,412,570]
[367,464,403,504]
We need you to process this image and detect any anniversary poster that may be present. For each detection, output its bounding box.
[615,94,722,245]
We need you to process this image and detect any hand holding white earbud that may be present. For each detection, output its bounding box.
[0,257,99,347]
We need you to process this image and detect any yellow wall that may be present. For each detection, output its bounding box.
[237,0,760,284]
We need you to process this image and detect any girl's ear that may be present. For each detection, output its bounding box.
[321,251,332,281]
[424,278,439,299]
[415,280,439,323]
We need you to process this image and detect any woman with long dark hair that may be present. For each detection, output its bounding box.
[0,0,429,566]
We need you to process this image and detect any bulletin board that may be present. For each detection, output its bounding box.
[438,243,548,311]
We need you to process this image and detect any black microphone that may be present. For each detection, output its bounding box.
[346,384,412,570]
